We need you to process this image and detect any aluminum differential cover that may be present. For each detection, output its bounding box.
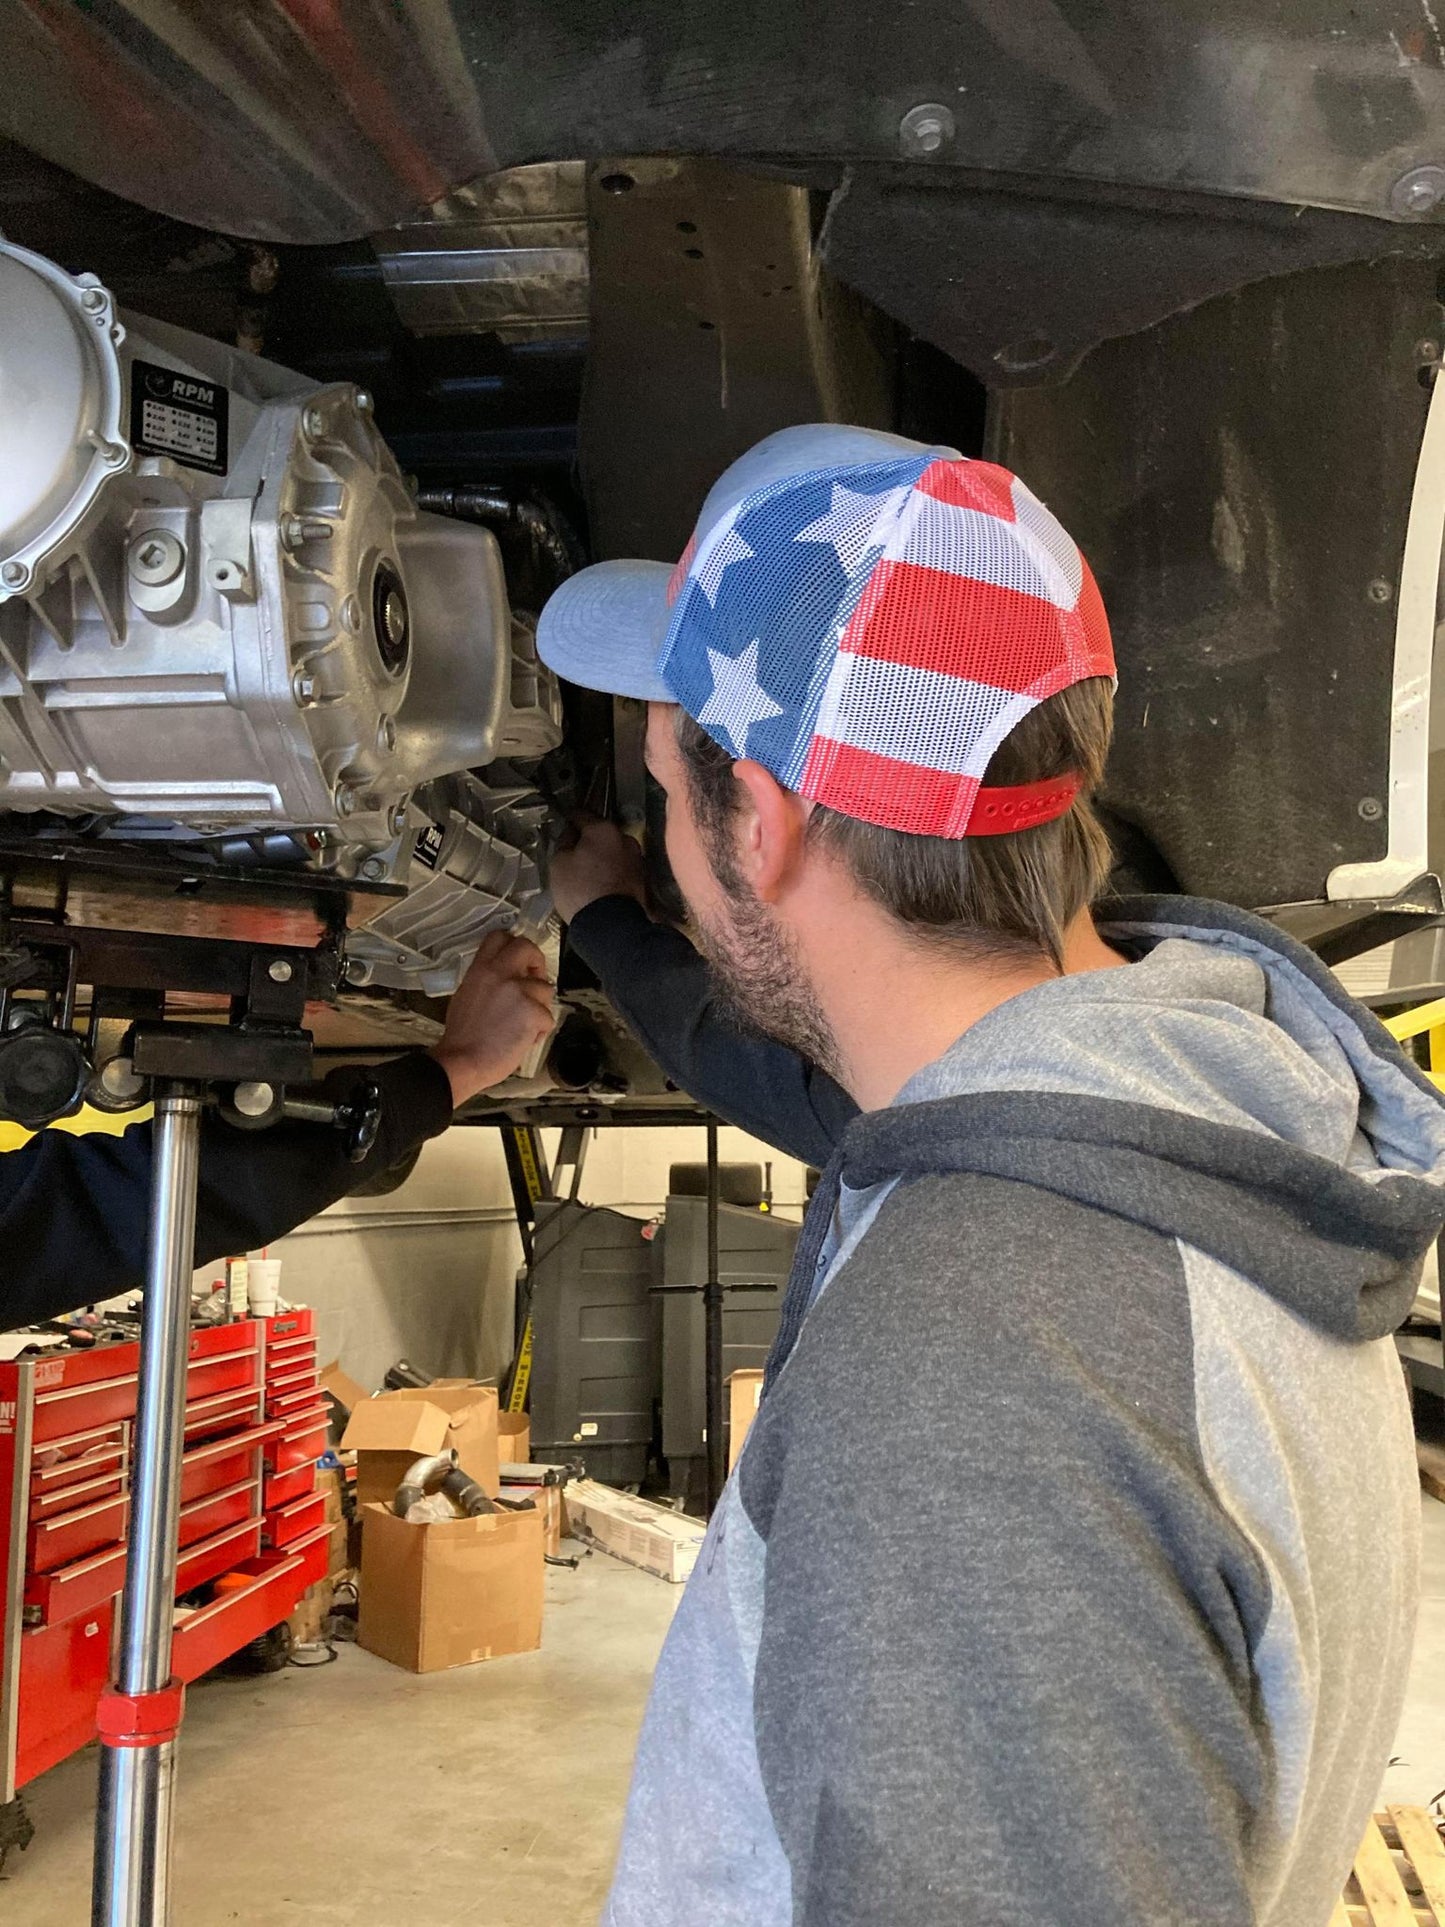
[0,241,128,596]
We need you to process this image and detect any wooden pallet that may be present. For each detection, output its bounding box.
[1335,1809,1445,1925]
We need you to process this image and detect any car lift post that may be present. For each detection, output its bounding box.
[85,1027,376,1924]
[92,1083,202,1926]
[0,849,380,1925]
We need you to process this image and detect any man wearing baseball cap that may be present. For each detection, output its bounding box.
[538,425,1443,1925]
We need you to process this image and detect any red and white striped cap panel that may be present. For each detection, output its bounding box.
[811,656,1035,784]
[799,738,992,838]
[1009,471,1085,602]
[796,456,1114,836]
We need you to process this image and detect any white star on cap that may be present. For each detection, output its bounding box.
[692,502,756,607]
[696,639,785,758]
[795,481,911,574]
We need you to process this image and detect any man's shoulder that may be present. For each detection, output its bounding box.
[834,1166,1189,1343]
[761,1168,1200,1478]
[738,1166,1216,1571]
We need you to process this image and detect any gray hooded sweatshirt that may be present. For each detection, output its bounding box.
[599,898,1445,1927]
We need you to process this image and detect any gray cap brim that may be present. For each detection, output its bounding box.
[536,559,675,702]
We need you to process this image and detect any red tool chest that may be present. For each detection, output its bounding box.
[1,1308,329,1801]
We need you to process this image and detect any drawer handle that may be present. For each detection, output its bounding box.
[179,1520,259,1566]
[181,1423,279,1467]
[49,1542,130,1582]
[37,1422,127,1454]
[180,1478,259,1517]
[38,1370,140,1405]
[33,1451,124,1487]
[278,1404,329,1433]
[34,1492,128,1533]
[187,1344,261,1368]
[33,1471,124,1510]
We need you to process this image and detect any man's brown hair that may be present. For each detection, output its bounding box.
[675,678,1114,970]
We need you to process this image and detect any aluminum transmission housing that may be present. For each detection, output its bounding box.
[0,239,553,863]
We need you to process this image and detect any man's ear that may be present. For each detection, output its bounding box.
[730,760,811,902]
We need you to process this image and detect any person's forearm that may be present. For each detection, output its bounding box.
[189,1054,454,1268]
[567,895,855,1166]
[0,1054,454,1329]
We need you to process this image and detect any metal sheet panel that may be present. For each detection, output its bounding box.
[992,254,1441,907]
[4,4,1445,243]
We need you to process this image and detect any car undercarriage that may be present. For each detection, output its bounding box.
[2,2,1445,1119]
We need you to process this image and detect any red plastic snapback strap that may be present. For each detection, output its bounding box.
[967,772,1082,835]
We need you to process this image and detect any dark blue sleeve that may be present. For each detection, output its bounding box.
[566,895,856,1167]
[0,1053,454,1329]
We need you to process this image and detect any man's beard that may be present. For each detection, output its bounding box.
[691,879,842,1081]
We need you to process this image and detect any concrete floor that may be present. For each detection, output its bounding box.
[6,1497,1444,1925]
[6,1552,679,1927]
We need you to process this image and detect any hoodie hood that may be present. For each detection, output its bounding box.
[832,896,1445,1345]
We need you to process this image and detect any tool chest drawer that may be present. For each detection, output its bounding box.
[183,1386,263,1444]
[264,1309,315,1349]
[265,1335,318,1378]
[263,1488,326,1550]
[30,1423,127,1498]
[265,1404,329,1471]
[14,1604,115,1791]
[174,1517,264,1598]
[293,1520,331,1587]
[24,1537,131,1625]
[172,1549,310,1683]
[266,1381,322,1423]
[178,1478,259,1551]
[27,1488,128,1574]
[31,1360,140,1441]
[267,1359,319,1399]
[179,1424,279,1506]
[183,1333,261,1405]
[29,1464,126,1525]
[263,1460,316,1512]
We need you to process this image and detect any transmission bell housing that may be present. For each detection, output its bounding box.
[0,239,562,1000]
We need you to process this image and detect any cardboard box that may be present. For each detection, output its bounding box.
[728,1369,765,1471]
[504,1482,565,1556]
[318,1465,345,1524]
[320,1362,371,1418]
[397,1383,500,1497]
[341,1384,499,1508]
[497,1412,530,1465]
[565,1480,705,1584]
[340,1395,448,1510]
[359,1502,543,1673]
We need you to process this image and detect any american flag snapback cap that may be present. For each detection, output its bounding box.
[536,424,1115,838]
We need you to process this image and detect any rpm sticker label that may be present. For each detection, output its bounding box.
[414,824,445,872]
[130,359,229,475]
